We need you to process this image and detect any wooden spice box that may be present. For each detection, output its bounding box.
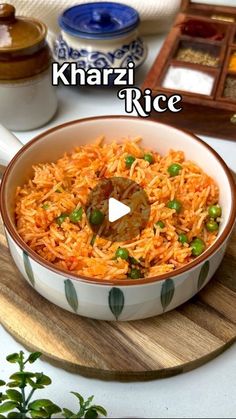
[142,0,236,140]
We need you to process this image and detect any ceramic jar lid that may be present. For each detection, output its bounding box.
[58,2,140,39]
[0,3,50,80]
[0,3,46,54]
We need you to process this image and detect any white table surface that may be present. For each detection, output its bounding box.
[1,35,236,419]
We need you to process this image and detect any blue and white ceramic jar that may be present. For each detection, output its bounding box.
[53,2,147,70]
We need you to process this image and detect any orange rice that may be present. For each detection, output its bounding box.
[15,138,219,280]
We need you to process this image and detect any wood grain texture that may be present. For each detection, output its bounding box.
[182,0,236,16]
[0,219,236,381]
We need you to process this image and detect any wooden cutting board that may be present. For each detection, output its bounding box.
[0,218,236,381]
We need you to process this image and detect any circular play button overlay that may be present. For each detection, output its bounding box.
[86,177,150,242]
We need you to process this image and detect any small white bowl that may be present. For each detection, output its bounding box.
[0,116,235,321]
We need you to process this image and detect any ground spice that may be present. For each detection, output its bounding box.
[180,19,224,40]
[162,66,214,95]
[223,76,236,100]
[229,53,236,72]
[176,47,219,67]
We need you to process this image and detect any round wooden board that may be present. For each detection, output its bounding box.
[0,220,236,381]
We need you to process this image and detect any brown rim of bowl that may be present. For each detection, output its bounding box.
[1,115,236,286]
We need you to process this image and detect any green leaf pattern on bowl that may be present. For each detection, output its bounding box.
[197,261,210,291]
[161,278,175,312]
[109,288,125,320]
[23,251,35,287]
[64,279,78,313]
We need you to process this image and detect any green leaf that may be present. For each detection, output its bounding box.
[108,288,125,320]
[23,251,35,287]
[7,413,22,419]
[84,396,94,409]
[90,405,107,417]
[27,352,42,364]
[35,373,51,386]
[6,354,19,364]
[71,392,84,406]
[62,408,74,418]
[77,410,85,418]
[85,409,98,418]
[197,261,210,291]
[0,381,5,387]
[44,403,61,416]
[10,372,34,382]
[5,390,22,403]
[0,401,18,413]
[0,395,8,403]
[6,382,19,389]
[26,378,44,390]
[25,377,35,387]
[28,399,55,410]
[161,278,175,312]
[64,279,78,313]
[30,409,48,418]
[29,401,61,417]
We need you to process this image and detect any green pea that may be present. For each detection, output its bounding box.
[69,207,83,223]
[125,155,135,168]
[155,220,165,229]
[208,205,222,219]
[143,153,154,164]
[190,238,206,257]
[129,268,142,279]
[167,199,182,213]
[56,213,68,226]
[89,209,104,225]
[115,247,129,260]
[178,233,188,244]
[206,220,219,232]
[168,163,182,177]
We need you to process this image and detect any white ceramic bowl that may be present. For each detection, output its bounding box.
[0,117,235,321]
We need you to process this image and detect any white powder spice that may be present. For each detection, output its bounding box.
[162,66,215,95]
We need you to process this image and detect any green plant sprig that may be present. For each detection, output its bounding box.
[0,351,107,419]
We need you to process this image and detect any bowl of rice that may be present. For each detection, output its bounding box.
[0,116,235,321]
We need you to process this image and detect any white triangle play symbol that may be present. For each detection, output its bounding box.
[108,197,131,223]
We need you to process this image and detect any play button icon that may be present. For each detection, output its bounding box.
[108,198,130,222]
[86,177,150,242]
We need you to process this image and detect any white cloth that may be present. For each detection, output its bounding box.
[9,0,181,35]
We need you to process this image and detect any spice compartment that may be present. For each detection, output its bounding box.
[174,39,222,68]
[223,75,236,101]
[155,13,227,98]
[160,63,218,97]
[232,27,236,45]
[182,0,236,23]
[178,15,229,42]
[217,47,236,102]
[217,72,236,103]
[228,49,236,73]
